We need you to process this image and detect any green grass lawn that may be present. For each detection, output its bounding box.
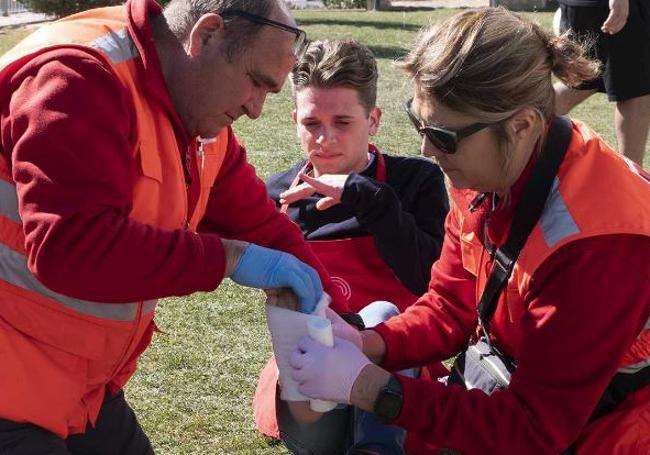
[0,26,29,54]
[0,8,647,454]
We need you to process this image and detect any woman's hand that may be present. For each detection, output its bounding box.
[280,173,349,211]
[325,307,363,350]
[290,335,371,404]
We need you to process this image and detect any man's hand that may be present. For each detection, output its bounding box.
[601,0,629,34]
[280,173,349,211]
[290,335,371,404]
[225,241,323,314]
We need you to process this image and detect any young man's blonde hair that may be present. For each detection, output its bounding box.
[291,39,378,114]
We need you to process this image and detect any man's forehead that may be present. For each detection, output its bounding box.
[255,18,299,53]
[264,5,302,54]
[245,43,295,93]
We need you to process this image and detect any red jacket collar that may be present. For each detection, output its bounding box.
[126,0,192,142]
[450,142,540,248]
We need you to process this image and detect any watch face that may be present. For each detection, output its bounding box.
[374,377,403,421]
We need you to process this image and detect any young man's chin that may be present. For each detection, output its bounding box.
[311,158,342,175]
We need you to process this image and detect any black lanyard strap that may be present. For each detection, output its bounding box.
[478,116,573,333]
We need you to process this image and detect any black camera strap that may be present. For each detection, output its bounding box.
[477,115,572,334]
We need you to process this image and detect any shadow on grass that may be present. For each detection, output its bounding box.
[386,6,450,12]
[369,44,409,59]
[298,17,422,31]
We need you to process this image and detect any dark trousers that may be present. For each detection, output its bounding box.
[0,390,153,455]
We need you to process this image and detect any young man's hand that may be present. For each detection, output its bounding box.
[280,173,349,211]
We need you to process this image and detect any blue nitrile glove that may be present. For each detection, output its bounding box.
[230,244,323,314]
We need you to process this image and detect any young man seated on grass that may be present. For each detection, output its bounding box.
[253,39,449,455]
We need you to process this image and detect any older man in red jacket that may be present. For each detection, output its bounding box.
[0,0,346,453]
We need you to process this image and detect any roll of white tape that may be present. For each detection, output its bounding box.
[307,317,338,413]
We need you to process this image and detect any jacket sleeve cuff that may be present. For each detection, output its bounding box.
[389,373,444,431]
[371,322,402,371]
[342,174,399,229]
[341,173,381,207]
[195,233,227,291]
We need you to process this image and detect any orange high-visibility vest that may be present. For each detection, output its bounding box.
[0,5,228,437]
[454,119,650,382]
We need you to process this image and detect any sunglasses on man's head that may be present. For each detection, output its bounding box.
[404,98,498,155]
[220,10,308,57]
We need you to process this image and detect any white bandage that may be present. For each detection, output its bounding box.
[265,293,330,401]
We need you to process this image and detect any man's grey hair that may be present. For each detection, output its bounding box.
[163,0,287,59]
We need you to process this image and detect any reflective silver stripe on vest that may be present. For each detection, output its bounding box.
[624,156,650,185]
[619,357,650,374]
[0,179,21,224]
[0,242,156,321]
[90,28,138,64]
[539,177,580,248]
[143,299,157,314]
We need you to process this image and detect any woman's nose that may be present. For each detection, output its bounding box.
[421,137,438,158]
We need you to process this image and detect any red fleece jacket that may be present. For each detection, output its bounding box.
[373,163,650,454]
[0,0,347,310]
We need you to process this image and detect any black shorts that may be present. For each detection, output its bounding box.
[0,390,154,455]
[560,0,650,101]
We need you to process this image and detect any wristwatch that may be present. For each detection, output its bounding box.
[373,375,403,422]
[340,312,365,331]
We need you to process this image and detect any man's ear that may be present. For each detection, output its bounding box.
[187,13,225,57]
[368,106,382,136]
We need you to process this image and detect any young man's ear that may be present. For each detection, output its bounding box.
[291,110,297,123]
[187,13,225,57]
[368,107,382,136]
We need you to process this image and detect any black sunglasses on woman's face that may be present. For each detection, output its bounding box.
[404,98,499,155]
[220,10,308,57]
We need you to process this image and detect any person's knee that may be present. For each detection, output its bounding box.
[0,420,69,455]
[617,95,650,118]
[278,400,350,455]
[358,301,400,328]
[66,389,153,455]
[351,408,406,455]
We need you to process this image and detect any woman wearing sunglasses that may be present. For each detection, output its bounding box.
[288,7,650,454]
